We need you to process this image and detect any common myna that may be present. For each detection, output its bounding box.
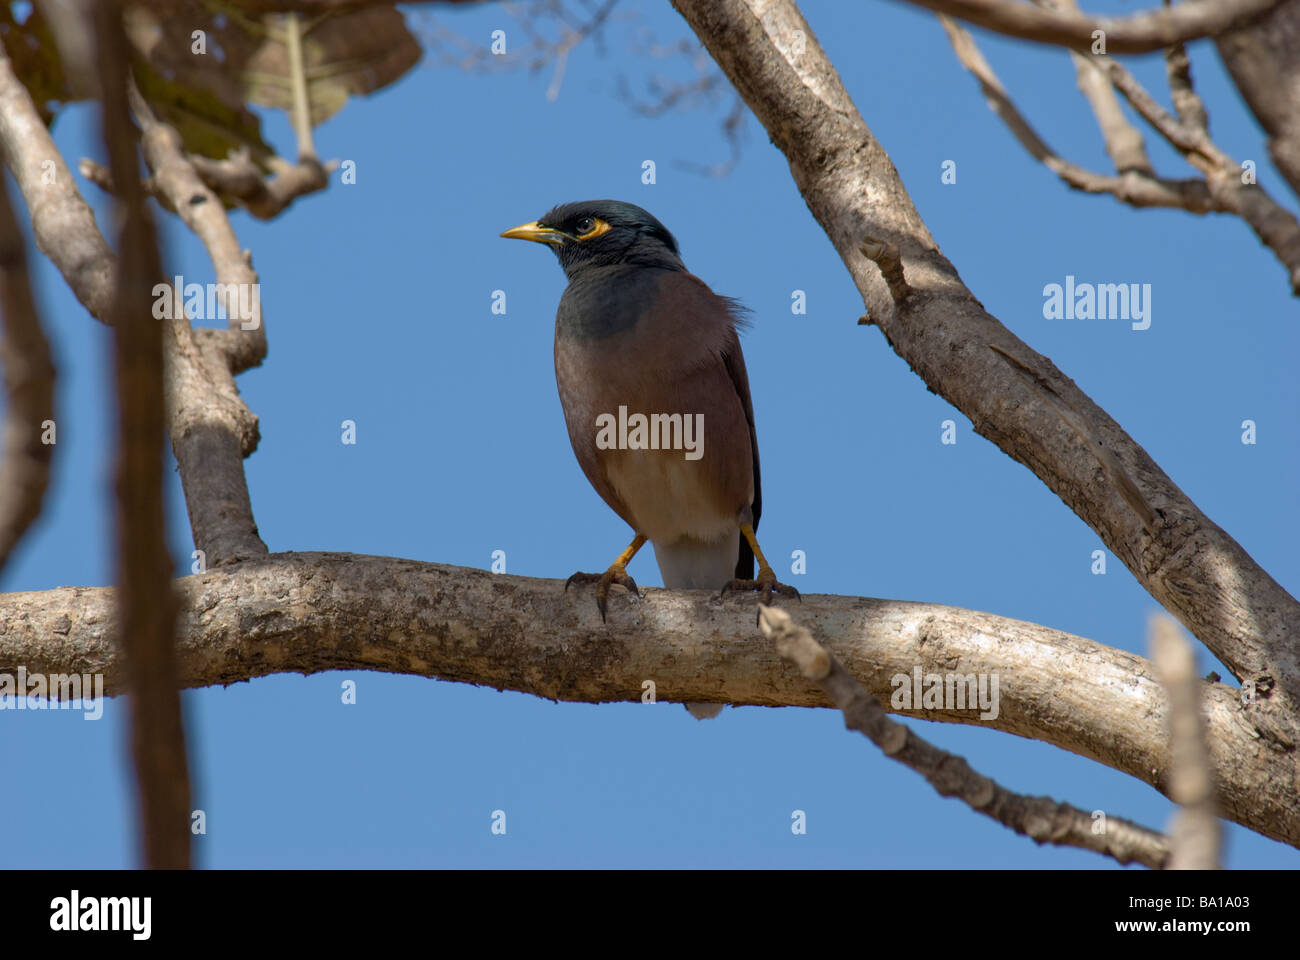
[502,200,797,718]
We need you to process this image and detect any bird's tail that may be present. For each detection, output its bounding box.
[654,533,738,721]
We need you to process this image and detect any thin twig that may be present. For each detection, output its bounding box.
[281,12,317,161]
[1035,0,1152,174]
[1164,38,1209,136]
[860,237,912,303]
[758,606,1171,868]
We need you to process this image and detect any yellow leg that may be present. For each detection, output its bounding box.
[722,524,800,604]
[565,533,648,622]
[740,524,774,579]
[613,533,648,570]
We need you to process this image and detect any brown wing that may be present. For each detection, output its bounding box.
[720,322,759,579]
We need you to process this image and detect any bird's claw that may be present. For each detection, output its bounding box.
[719,569,801,607]
[565,566,641,622]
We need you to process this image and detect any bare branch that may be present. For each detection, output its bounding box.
[190,152,332,220]
[131,85,266,365]
[1151,616,1222,869]
[82,150,333,221]
[1092,55,1300,292]
[940,16,1221,212]
[1035,0,1153,174]
[0,40,116,323]
[0,162,56,578]
[1,553,1295,849]
[898,0,1282,54]
[94,0,191,869]
[1164,38,1210,136]
[944,3,1300,291]
[759,605,1171,868]
[1094,58,1226,166]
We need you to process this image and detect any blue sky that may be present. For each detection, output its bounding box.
[2,0,1297,867]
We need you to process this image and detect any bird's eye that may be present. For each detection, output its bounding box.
[575,217,596,236]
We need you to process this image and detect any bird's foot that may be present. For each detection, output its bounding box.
[720,564,801,607]
[565,565,642,623]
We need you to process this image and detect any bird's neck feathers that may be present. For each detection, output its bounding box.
[622,237,686,272]
[558,235,685,281]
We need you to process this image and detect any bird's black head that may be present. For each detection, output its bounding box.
[501,200,683,277]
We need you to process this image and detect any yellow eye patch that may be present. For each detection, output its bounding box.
[576,218,612,240]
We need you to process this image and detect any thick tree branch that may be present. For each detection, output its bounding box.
[0,553,1294,848]
[94,0,191,869]
[670,0,1300,752]
[895,0,1282,54]
[758,605,1171,868]
[1215,0,1300,204]
[0,166,56,578]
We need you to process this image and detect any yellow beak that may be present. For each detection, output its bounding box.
[500,221,568,245]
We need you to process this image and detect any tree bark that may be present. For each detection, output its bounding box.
[1216,0,1300,203]
[1,551,1296,848]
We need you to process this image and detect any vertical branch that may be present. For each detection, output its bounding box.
[0,168,56,577]
[94,0,192,869]
[1150,615,1222,870]
[282,13,317,162]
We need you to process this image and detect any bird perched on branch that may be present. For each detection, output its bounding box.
[502,200,797,719]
